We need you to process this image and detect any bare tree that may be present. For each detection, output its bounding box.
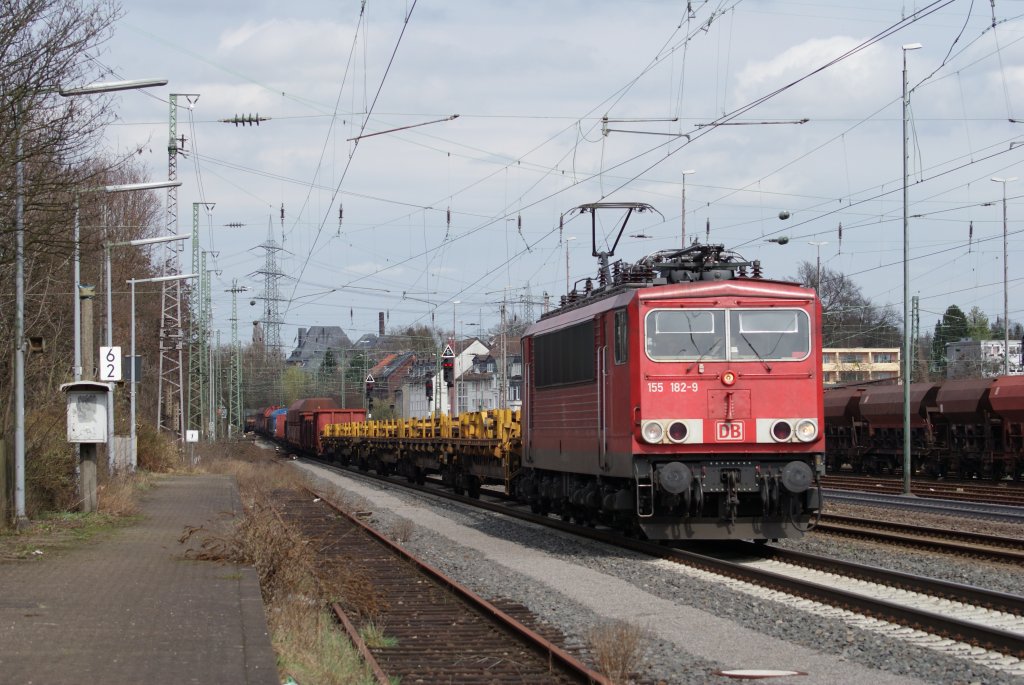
[794,261,900,349]
[2,0,124,422]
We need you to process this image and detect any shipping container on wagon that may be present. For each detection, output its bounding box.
[272,408,288,440]
[309,408,367,455]
[285,397,340,449]
[255,405,280,435]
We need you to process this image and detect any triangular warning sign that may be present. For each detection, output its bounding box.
[441,344,455,359]
[364,373,375,383]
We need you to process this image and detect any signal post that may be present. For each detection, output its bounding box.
[442,342,456,417]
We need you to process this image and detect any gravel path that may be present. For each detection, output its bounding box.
[295,461,1024,685]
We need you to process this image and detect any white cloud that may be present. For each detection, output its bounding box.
[734,37,888,117]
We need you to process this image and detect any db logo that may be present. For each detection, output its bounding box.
[716,421,744,441]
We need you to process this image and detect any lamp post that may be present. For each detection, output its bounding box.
[106,228,187,472]
[902,42,922,497]
[565,236,577,294]
[75,181,182,473]
[992,176,1016,376]
[10,77,166,525]
[681,169,695,248]
[808,241,828,290]
[128,273,196,470]
[14,104,26,525]
[62,81,168,381]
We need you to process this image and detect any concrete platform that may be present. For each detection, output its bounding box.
[0,474,278,685]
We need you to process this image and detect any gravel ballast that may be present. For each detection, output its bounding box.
[295,461,1024,685]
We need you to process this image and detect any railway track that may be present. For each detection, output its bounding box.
[298,457,1024,666]
[823,488,1024,523]
[726,544,1024,659]
[269,486,609,684]
[814,514,1024,563]
[822,474,1024,506]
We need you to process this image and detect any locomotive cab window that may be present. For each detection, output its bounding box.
[645,309,726,361]
[730,309,810,361]
[645,307,810,362]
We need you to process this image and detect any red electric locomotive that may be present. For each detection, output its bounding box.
[519,203,824,540]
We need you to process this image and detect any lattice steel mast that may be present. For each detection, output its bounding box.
[253,215,287,356]
[187,202,214,438]
[226,280,247,434]
[158,93,199,439]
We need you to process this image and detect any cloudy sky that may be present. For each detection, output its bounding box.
[91,0,1024,351]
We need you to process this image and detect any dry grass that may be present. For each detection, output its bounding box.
[272,601,375,685]
[0,469,156,559]
[135,420,182,472]
[188,445,383,683]
[388,517,415,543]
[359,621,397,648]
[23,404,80,516]
[97,472,155,517]
[588,619,649,685]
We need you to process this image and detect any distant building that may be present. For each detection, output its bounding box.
[368,352,417,413]
[286,326,352,372]
[400,358,445,418]
[945,339,1024,378]
[397,338,491,418]
[822,348,900,385]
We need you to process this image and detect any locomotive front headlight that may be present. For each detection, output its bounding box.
[770,420,792,442]
[667,421,688,443]
[641,420,665,444]
[722,370,736,386]
[794,419,818,442]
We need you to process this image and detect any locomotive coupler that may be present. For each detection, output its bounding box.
[721,469,740,523]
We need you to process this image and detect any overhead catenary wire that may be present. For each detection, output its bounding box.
[96,1,1024,342]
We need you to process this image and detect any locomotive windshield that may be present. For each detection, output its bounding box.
[645,308,810,362]
[646,310,726,360]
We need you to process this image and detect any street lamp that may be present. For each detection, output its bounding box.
[11,77,167,525]
[992,176,1016,376]
[128,273,196,470]
[74,180,182,384]
[62,83,168,378]
[681,169,695,248]
[808,241,828,290]
[105,228,188,472]
[565,236,577,294]
[902,42,922,497]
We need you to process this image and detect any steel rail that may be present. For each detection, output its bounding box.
[303,484,612,685]
[301,457,1024,658]
[815,514,1024,562]
[821,474,1024,506]
[331,603,391,685]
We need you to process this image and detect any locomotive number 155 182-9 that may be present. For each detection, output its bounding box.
[647,381,699,393]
